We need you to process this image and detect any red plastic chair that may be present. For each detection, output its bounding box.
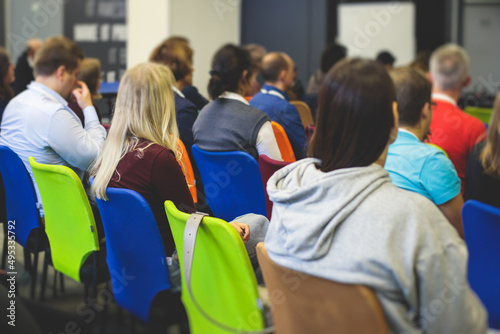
[258,154,291,220]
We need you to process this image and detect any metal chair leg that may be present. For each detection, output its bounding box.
[30,250,39,298]
[1,223,7,269]
[40,252,48,301]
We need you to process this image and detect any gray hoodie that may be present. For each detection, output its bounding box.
[265,158,487,334]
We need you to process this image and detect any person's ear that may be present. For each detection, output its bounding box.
[421,102,431,121]
[55,65,66,81]
[426,72,433,85]
[463,76,471,88]
[241,69,249,84]
[279,69,287,82]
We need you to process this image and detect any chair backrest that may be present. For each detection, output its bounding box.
[0,146,41,248]
[271,121,296,163]
[164,200,265,334]
[256,243,389,334]
[291,101,314,128]
[258,155,291,220]
[29,157,99,282]
[462,200,500,329]
[95,187,171,323]
[191,144,266,221]
[177,139,197,203]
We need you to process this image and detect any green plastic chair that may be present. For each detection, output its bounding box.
[164,200,265,334]
[464,106,493,125]
[29,157,102,299]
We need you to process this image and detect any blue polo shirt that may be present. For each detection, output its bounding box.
[385,129,461,205]
[250,84,307,159]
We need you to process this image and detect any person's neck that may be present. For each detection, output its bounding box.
[374,145,389,167]
[175,81,185,91]
[265,81,286,92]
[433,88,461,103]
[35,76,61,95]
[400,125,425,142]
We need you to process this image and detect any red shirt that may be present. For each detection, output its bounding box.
[428,94,486,193]
[108,139,196,255]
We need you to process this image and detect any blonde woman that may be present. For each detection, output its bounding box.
[465,92,500,207]
[91,63,261,258]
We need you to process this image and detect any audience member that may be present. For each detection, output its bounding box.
[385,67,463,237]
[427,44,486,193]
[306,43,346,95]
[244,43,267,97]
[410,50,431,73]
[376,50,396,70]
[11,38,42,95]
[193,44,282,161]
[0,47,15,121]
[465,91,500,207]
[0,36,106,214]
[68,58,103,125]
[150,39,198,155]
[152,36,209,110]
[264,58,486,333]
[250,52,307,159]
[91,63,268,278]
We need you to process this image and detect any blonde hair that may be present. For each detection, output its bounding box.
[480,92,500,178]
[91,62,179,200]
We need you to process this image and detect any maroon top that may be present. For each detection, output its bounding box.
[108,139,196,255]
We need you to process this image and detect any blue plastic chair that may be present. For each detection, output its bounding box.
[95,188,184,326]
[0,145,46,298]
[191,144,266,221]
[462,200,500,329]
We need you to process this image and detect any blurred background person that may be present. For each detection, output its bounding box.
[11,38,42,95]
[0,47,15,122]
[376,50,396,71]
[244,43,267,97]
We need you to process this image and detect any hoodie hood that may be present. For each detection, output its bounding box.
[266,158,391,261]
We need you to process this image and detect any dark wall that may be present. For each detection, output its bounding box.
[241,0,327,88]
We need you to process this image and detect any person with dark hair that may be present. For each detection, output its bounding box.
[465,91,500,207]
[427,44,486,194]
[0,36,106,215]
[376,50,396,70]
[11,38,42,95]
[306,43,347,95]
[385,67,464,237]
[250,52,307,159]
[264,58,486,333]
[193,44,281,161]
[0,47,15,121]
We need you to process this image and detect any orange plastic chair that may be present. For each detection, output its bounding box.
[177,139,197,203]
[271,121,296,163]
[291,101,314,129]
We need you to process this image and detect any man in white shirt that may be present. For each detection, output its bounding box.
[0,36,106,212]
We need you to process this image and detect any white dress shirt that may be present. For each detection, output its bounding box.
[0,82,106,211]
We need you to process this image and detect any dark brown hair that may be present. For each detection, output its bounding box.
[207,44,254,99]
[34,36,84,77]
[308,58,395,172]
[0,47,14,101]
[390,67,431,127]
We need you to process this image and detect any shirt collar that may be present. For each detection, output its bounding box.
[261,84,289,101]
[432,93,457,106]
[172,85,185,98]
[28,82,69,106]
[398,128,420,141]
[219,91,249,105]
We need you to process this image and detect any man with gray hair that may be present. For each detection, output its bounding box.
[427,44,486,193]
